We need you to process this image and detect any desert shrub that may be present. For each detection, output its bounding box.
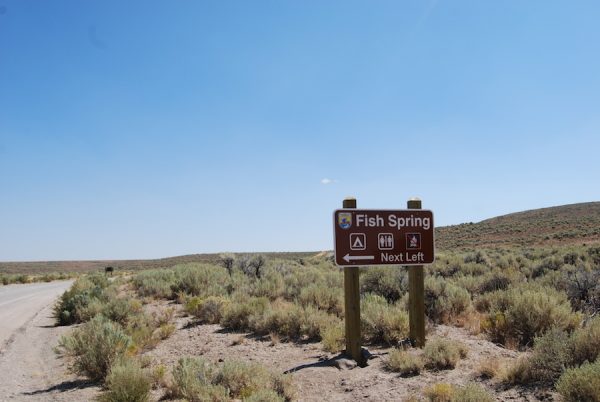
[243,389,284,402]
[521,329,571,384]
[78,298,108,322]
[563,251,581,265]
[360,268,407,302]
[464,251,488,265]
[564,264,600,313]
[184,296,202,316]
[132,270,175,299]
[479,271,513,293]
[451,275,484,295]
[54,274,109,325]
[298,283,343,316]
[219,253,236,275]
[171,357,296,401]
[58,315,132,381]
[88,272,111,287]
[247,255,267,278]
[588,246,600,265]
[282,267,326,300]
[186,296,230,324]
[503,324,599,385]
[300,306,338,340]
[251,269,285,300]
[102,298,138,327]
[152,307,175,327]
[531,256,563,278]
[269,369,296,402]
[0,274,13,285]
[501,356,530,384]
[451,383,494,402]
[227,271,254,297]
[252,302,304,339]
[101,358,151,402]
[456,262,488,276]
[556,360,600,402]
[481,284,580,346]
[221,296,269,331]
[361,294,409,345]
[155,323,176,340]
[170,357,227,402]
[125,312,160,352]
[216,360,273,398]
[5,273,23,285]
[171,264,230,298]
[151,364,167,389]
[476,357,502,379]
[251,302,337,341]
[424,383,453,402]
[321,320,345,353]
[215,360,295,401]
[385,349,424,376]
[569,315,600,365]
[424,277,472,324]
[427,256,463,278]
[423,338,467,370]
[14,274,30,283]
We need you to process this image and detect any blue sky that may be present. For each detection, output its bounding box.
[1,1,599,261]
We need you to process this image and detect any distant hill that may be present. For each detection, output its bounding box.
[3,202,600,275]
[436,202,600,250]
[0,252,315,275]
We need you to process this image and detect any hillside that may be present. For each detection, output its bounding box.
[0,252,315,275]
[3,202,600,275]
[436,201,600,250]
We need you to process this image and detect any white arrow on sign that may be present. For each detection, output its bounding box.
[343,254,375,263]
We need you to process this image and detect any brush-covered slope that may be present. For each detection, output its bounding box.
[436,202,600,250]
[0,252,315,275]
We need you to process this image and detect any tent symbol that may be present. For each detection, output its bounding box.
[350,233,366,250]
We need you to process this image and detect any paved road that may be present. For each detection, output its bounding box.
[0,280,101,401]
[0,281,72,349]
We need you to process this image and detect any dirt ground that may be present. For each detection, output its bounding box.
[146,307,558,402]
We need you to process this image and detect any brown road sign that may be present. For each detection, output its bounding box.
[333,209,435,266]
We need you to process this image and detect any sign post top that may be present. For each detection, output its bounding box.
[333,209,435,267]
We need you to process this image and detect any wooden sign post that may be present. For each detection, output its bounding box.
[407,198,426,347]
[334,197,433,360]
[342,197,365,366]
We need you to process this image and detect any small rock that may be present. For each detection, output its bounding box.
[332,358,357,370]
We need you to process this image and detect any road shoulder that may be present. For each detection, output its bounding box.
[0,297,101,401]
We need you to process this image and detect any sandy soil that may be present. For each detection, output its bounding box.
[147,311,559,402]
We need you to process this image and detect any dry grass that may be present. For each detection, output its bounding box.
[385,349,424,376]
[423,338,468,370]
[475,357,504,380]
[424,383,453,402]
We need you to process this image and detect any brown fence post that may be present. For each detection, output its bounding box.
[342,197,364,365]
[407,198,426,347]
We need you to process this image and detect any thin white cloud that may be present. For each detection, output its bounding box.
[321,178,338,185]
